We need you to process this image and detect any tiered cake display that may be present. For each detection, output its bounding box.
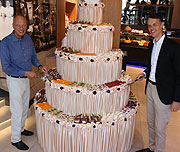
[34,1,138,152]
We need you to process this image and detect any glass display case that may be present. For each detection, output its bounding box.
[121,2,173,29]
[120,28,153,66]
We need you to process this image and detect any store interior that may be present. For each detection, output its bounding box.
[0,0,180,151]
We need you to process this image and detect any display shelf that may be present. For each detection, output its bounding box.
[120,43,150,64]
[130,4,172,7]
[121,3,173,29]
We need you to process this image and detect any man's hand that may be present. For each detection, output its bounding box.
[134,72,145,82]
[25,71,36,78]
[39,65,48,73]
[171,101,180,112]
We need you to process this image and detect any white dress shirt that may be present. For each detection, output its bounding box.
[149,34,165,82]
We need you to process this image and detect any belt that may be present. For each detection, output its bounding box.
[149,79,156,85]
[7,74,27,78]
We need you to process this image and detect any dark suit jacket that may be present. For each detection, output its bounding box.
[144,36,180,105]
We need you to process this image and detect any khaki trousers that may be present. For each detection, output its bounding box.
[146,82,171,152]
[6,75,30,143]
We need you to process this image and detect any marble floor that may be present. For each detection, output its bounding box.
[0,54,180,152]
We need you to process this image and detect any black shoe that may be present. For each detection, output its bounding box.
[136,148,154,152]
[11,140,29,150]
[21,129,34,136]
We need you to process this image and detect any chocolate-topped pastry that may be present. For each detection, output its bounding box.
[90,113,95,122]
[74,117,80,123]
[35,89,47,104]
[81,113,87,124]
[69,47,73,53]
[39,89,45,95]
[94,115,98,123]
[61,46,67,50]
[67,116,75,122]
[88,84,93,91]
[59,114,66,119]
[63,47,69,53]
[74,114,82,123]
[82,25,88,28]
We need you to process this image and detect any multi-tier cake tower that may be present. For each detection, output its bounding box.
[34,1,138,152]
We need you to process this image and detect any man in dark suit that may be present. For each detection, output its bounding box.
[136,13,180,152]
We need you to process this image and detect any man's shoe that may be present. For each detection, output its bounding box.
[136,148,154,152]
[21,129,34,136]
[11,141,29,150]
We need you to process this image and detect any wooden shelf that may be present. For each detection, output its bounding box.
[66,0,77,21]
[66,0,77,4]
[57,0,77,47]
[120,43,148,50]
[130,4,172,7]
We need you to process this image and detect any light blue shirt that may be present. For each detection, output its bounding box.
[0,32,40,76]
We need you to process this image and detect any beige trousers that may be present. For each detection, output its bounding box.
[146,82,172,152]
[6,75,30,143]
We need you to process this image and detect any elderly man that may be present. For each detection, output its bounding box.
[0,15,47,150]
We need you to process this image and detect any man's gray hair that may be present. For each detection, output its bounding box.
[13,14,27,24]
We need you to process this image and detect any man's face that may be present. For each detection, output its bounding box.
[147,18,164,41]
[13,16,27,39]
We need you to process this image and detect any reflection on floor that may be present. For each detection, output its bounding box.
[0,61,180,152]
